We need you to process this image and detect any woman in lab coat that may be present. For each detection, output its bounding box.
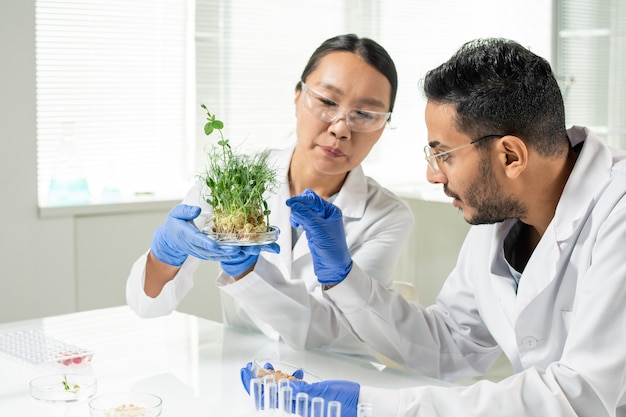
[261,38,626,416]
[126,34,414,357]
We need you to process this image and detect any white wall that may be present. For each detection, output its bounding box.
[0,0,75,322]
[0,0,468,324]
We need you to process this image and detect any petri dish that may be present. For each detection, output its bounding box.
[253,358,321,383]
[89,392,162,417]
[30,373,97,402]
[201,225,279,246]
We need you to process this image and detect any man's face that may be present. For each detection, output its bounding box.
[424,101,526,225]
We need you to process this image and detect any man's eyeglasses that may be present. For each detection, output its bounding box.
[300,82,391,133]
[424,134,505,174]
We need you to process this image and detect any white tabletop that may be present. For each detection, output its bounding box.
[0,306,448,416]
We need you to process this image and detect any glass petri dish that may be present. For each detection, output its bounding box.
[202,225,280,246]
[253,358,321,383]
[89,392,162,417]
[30,373,97,402]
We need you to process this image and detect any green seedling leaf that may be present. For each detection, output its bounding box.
[204,122,214,136]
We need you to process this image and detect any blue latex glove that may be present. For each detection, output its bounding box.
[240,362,304,395]
[151,204,279,267]
[286,189,352,284]
[219,226,280,276]
[220,241,280,277]
[240,362,360,417]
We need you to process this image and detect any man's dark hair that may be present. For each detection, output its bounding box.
[423,38,569,157]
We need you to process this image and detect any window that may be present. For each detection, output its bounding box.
[37,0,554,207]
[555,0,626,149]
[36,0,194,206]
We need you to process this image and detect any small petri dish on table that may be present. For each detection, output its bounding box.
[30,373,97,402]
[89,392,162,417]
[202,225,280,246]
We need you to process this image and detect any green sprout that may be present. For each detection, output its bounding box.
[200,104,278,236]
[62,375,80,393]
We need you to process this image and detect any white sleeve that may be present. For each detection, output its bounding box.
[125,250,200,318]
[325,262,500,381]
[360,364,616,417]
[218,195,414,355]
[218,256,376,355]
[126,180,212,318]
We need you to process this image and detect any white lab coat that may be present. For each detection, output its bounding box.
[126,143,414,357]
[326,127,626,417]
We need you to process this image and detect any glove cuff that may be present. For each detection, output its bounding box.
[150,247,187,267]
[318,260,353,285]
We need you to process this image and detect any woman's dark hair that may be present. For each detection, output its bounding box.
[423,38,568,157]
[297,34,398,113]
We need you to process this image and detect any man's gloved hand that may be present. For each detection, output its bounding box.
[286,189,352,285]
[289,378,360,417]
[240,362,303,395]
[151,204,279,267]
[240,362,360,417]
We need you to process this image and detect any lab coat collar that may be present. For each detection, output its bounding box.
[333,165,368,220]
[552,126,614,243]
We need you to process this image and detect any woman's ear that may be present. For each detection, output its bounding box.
[294,89,302,117]
[498,135,527,179]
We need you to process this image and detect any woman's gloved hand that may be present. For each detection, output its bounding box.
[240,361,360,417]
[220,242,280,277]
[151,204,279,267]
[286,189,352,285]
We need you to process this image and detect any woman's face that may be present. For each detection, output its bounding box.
[294,51,392,177]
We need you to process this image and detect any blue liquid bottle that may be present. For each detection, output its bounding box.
[47,123,90,206]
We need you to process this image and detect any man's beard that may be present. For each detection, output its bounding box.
[447,156,527,225]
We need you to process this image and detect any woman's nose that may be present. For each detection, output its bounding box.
[328,114,351,140]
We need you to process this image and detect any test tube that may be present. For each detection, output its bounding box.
[278,378,291,406]
[311,397,325,417]
[357,403,374,417]
[263,373,276,385]
[250,377,263,412]
[327,400,342,417]
[295,392,309,417]
[279,385,293,414]
[264,381,278,410]
[278,378,290,392]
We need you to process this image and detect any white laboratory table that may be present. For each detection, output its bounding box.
[0,306,448,416]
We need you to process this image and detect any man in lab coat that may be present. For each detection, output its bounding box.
[242,38,626,417]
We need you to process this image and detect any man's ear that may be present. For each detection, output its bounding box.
[498,135,527,179]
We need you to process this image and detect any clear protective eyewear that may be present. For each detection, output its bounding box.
[424,134,505,174]
[300,82,391,133]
